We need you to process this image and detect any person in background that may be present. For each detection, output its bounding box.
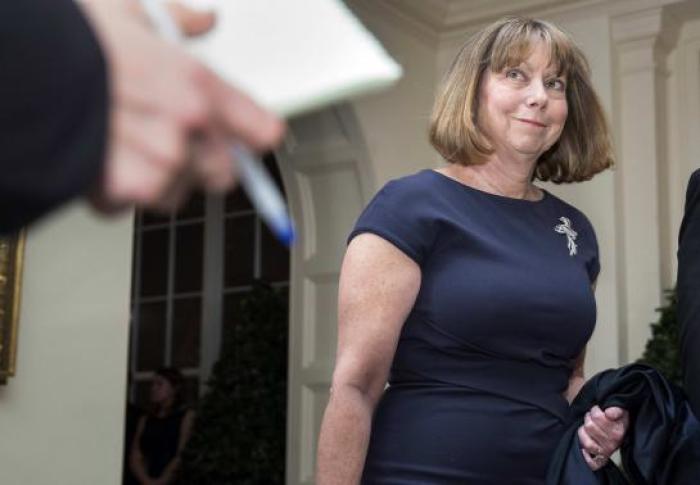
[678,169,700,417]
[317,17,629,483]
[0,0,284,234]
[130,368,195,485]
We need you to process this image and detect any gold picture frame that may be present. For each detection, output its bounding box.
[0,231,25,383]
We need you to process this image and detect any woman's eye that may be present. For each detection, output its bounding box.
[506,69,524,80]
[547,79,566,91]
[506,69,525,81]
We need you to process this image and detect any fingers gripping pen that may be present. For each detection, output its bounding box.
[140,0,296,246]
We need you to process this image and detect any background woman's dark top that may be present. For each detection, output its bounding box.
[140,408,188,478]
[349,170,600,484]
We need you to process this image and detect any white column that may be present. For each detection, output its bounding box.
[611,7,678,362]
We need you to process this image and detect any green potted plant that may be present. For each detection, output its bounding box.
[638,289,682,386]
[178,282,288,484]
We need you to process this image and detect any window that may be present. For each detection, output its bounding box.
[128,154,289,409]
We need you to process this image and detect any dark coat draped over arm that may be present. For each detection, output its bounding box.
[546,364,700,485]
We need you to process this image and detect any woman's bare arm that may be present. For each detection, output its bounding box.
[316,233,421,484]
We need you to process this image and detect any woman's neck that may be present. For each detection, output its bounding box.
[155,399,175,417]
[445,153,541,201]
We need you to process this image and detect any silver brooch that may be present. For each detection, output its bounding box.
[554,217,578,256]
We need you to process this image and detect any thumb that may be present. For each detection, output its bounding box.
[604,406,624,420]
[166,2,216,37]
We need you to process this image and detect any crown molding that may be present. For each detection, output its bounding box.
[348,0,693,45]
[610,0,690,51]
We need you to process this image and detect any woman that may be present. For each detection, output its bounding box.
[317,17,629,484]
[130,368,195,485]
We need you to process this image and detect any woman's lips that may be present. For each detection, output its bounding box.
[516,118,547,128]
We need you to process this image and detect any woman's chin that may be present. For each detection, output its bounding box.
[503,144,548,159]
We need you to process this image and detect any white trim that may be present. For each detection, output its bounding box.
[280,105,375,485]
[199,194,224,393]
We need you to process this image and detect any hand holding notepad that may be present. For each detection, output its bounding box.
[142,0,402,245]
[180,0,403,117]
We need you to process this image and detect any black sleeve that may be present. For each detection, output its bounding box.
[677,169,700,417]
[0,0,109,234]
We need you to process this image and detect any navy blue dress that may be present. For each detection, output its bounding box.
[349,170,599,484]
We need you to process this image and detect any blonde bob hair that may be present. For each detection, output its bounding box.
[429,17,614,183]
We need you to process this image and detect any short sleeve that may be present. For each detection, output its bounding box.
[348,179,436,266]
[579,214,600,284]
[587,235,600,284]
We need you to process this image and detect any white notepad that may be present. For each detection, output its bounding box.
[180,0,403,118]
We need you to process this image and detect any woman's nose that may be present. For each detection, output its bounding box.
[525,80,548,108]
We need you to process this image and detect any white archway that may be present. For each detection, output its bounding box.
[275,104,375,485]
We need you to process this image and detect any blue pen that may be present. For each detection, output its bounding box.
[140,0,296,246]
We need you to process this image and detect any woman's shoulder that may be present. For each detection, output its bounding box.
[375,169,444,205]
[350,170,441,264]
[382,168,435,192]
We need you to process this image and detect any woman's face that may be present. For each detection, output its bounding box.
[477,40,568,160]
[150,375,175,405]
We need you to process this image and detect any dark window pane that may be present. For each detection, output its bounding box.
[224,215,255,287]
[182,377,200,406]
[140,229,170,297]
[172,297,201,368]
[137,301,166,371]
[261,224,290,283]
[133,379,152,410]
[176,192,205,220]
[141,210,170,226]
[222,291,251,345]
[279,286,289,307]
[174,223,204,293]
[225,186,253,213]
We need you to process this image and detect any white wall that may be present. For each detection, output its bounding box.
[0,204,132,485]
